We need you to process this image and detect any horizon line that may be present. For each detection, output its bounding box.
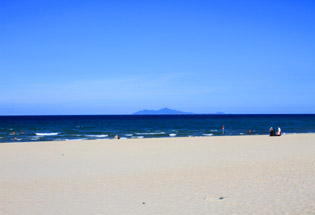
[1,113,315,117]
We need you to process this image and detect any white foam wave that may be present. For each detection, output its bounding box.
[239,133,244,135]
[36,133,59,136]
[202,133,213,136]
[120,137,127,139]
[169,134,177,137]
[65,138,87,141]
[85,134,108,138]
[30,136,41,140]
[134,136,144,139]
[135,132,166,135]
[125,134,133,136]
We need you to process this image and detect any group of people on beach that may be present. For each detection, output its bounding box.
[270,127,281,136]
[223,125,281,136]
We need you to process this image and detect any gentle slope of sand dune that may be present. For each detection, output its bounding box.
[1,134,315,215]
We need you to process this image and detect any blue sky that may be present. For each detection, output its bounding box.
[0,0,314,115]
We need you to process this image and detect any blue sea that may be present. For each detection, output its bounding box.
[0,114,314,143]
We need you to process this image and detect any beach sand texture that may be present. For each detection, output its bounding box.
[1,134,315,215]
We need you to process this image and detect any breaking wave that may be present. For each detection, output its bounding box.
[85,134,108,138]
[202,133,213,136]
[135,132,166,135]
[36,133,59,136]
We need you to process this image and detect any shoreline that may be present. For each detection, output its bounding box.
[1,132,315,144]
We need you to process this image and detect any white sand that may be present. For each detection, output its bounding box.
[1,134,315,215]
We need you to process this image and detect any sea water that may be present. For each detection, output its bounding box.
[0,114,314,142]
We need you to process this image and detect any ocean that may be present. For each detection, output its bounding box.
[0,114,314,143]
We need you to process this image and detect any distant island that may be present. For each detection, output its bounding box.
[133,108,226,115]
[133,108,193,115]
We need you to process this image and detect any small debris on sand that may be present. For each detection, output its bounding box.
[204,196,226,202]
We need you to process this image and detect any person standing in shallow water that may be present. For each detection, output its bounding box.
[248,129,252,135]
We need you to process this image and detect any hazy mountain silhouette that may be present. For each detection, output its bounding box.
[133,107,193,115]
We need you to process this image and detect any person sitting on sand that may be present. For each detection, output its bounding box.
[272,128,276,136]
[269,127,274,136]
[277,127,281,136]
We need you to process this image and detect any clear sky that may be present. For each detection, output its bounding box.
[1,0,314,115]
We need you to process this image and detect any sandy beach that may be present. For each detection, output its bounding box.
[1,134,314,215]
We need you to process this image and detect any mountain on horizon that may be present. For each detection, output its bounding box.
[133,107,193,115]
